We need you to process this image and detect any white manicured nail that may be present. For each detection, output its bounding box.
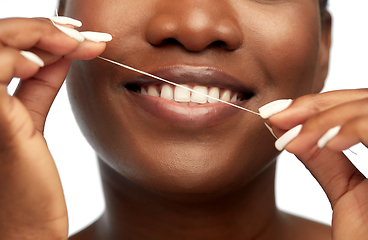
[275,124,302,151]
[317,126,341,148]
[258,99,293,119]
[20,51,44,67]
[80,31,113,42]
[49,16,82,27]
[55,25,85,42]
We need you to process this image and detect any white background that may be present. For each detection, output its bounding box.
[1,0,368,236]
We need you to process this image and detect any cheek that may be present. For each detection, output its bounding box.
[239,3,321,99]
[66,59,279,194]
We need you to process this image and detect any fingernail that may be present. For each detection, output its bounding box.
[317,126,341,148]
[80,31,113,42]
[49,16,82,27]
[55,25,85,42]
[20,51,44,67]
[258,99,293,119]
[275,124,302,151]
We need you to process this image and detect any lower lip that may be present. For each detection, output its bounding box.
[127,90,243,126]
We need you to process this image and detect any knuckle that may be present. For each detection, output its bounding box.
[0,48,23,86]
[0,47,18,65]
[295,93,323,113]
[355,116,368,132]
[0,17,56,47]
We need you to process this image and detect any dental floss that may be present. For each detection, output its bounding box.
[97,56,261,116]
[264,122,278,139]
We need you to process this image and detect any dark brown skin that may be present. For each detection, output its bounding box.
[2,0,368,239]
[63,0,331,239]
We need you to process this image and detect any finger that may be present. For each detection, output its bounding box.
[0,48,44,146]
[0,18,82,55]
[326,116,368,151]
[13,57,72,133]
[269,89,368,130]
[12,41,107,134]
[64,41,107,60]
[296,147,365,208]
[29,40,107,65]
[0,48,41,96]
[281,98,368,154]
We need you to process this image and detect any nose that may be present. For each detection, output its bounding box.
[145,1,243,52]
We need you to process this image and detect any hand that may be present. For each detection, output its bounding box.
[261,89,368,239]
[0,17,110,240]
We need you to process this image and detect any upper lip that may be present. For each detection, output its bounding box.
[123,65,256,96]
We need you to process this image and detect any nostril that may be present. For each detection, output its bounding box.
[209,40,227,49]
[145,4,243,52]
[159,38,184,47]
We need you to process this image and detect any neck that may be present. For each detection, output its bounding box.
[94,158,281,240]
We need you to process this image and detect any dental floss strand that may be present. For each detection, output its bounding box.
[97,56,261,116]
[97,56,358,153]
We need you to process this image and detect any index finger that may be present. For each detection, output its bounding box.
[269,89,368,130]
[0,17,81,55]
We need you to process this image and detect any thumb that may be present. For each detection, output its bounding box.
[295,146,365,208]
[14,57,72,133]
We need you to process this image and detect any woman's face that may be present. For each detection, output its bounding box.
[64,0,330,196]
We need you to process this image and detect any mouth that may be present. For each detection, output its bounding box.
[125,65,254,105]
[126,83,253,106]
[122,65,256,126]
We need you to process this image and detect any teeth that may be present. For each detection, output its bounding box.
[208,87,219,103]
[147,86,159,97]
[140,84,242,105]
[220,89,231,102]
[174,84,191,102]
[191,86,208,103]
[141,87,147,95]
[161,84,173,100]
[230,93,238,103]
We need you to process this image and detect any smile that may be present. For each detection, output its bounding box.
[120,65,257,126]
[124,65,254,106]
[128,84,243,106]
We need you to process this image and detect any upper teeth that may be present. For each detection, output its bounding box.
[140,84,240,105]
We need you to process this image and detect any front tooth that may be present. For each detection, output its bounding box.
[161,84,173,100]
[220,89,231,102]
[141,87,147,95]
[147,86,159,97]
[191,86,208,103]
[174,85,191,102]
[208,87,219,103]
[230,93,238,102]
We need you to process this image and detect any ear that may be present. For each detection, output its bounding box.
[58,0,66,16]
[313,11,332,93]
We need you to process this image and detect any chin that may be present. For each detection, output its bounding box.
[96,130,280,202]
